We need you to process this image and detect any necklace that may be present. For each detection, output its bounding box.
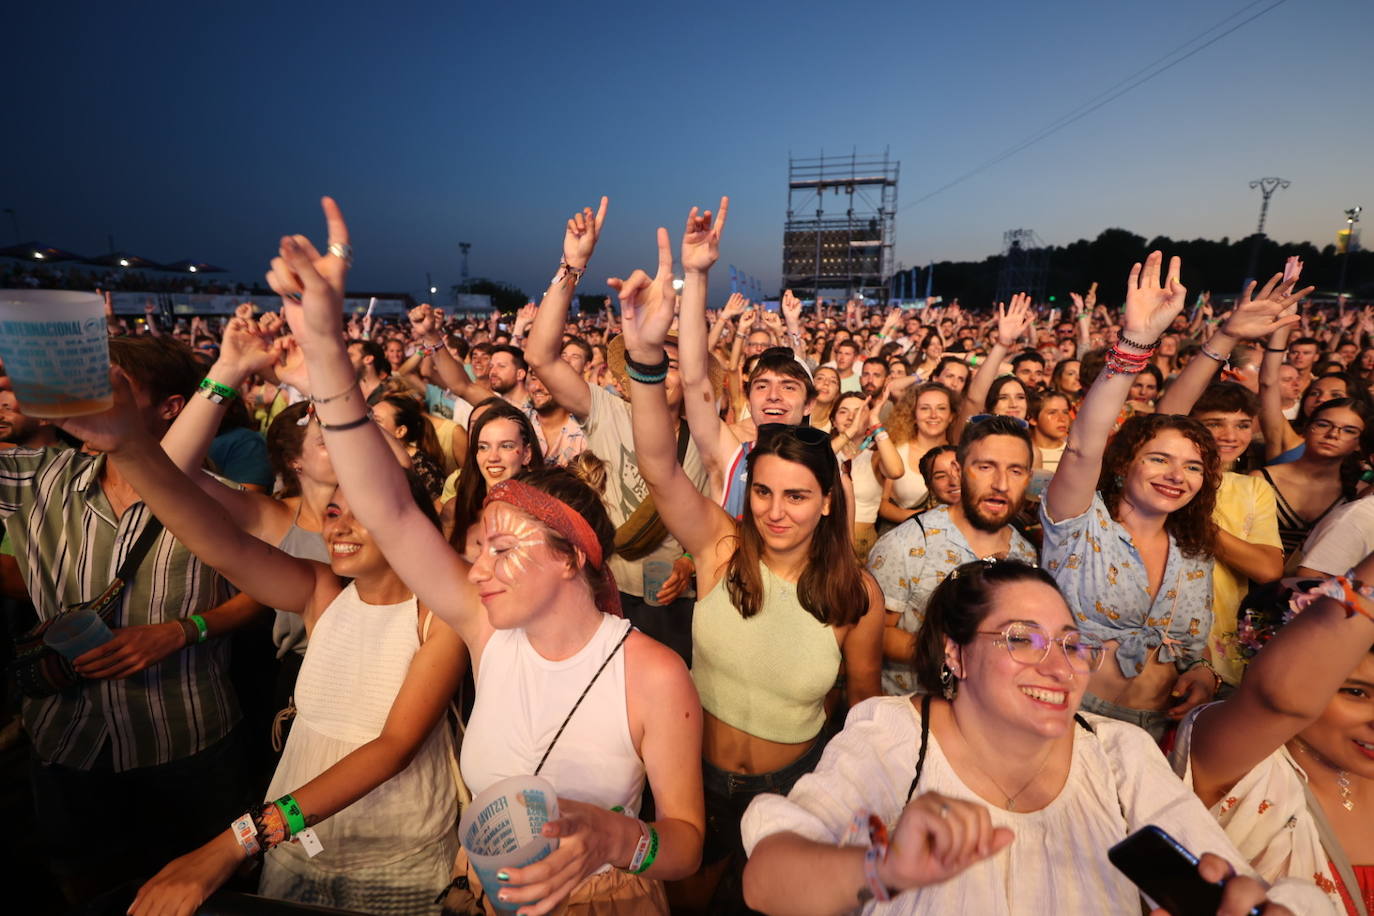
[1292,739,1355,812]
[952,714,1057,811]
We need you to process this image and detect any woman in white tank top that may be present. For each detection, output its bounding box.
[281,197,704,916]
[879,383,957,528]
[80,395,467,916]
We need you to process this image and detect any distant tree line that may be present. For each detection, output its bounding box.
[904,229,1372,307]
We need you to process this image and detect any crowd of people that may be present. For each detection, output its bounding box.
[2,194,1372,916]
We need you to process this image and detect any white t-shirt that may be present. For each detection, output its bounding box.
[1299,494,1374,575]
[580,384,709,598]
[741,696,1332,915]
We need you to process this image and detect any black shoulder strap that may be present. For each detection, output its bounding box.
[116,512,164,583]
[907,694,933,802]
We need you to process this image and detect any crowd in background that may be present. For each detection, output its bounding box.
[1,195,1372,916]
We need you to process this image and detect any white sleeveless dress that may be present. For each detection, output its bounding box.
[258,583,460,914]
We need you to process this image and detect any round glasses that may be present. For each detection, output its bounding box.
[1309,418,1363,439]
[976,622,1105,673]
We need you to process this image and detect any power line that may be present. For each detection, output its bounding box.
[900,0,1294,213]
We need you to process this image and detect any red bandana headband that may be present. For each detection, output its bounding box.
[483,479,622,617]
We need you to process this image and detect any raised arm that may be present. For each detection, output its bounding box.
[678,198,735,483]
[1044,252,1187,523]
[616,227,735,565]
[1187,550,1374,806]
[524,199,608,421]
[265,197,487,650]
[951,293,1031,442]
[60,375,322,616]
[1156,272,1306,416]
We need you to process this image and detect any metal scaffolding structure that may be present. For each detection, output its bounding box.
[782,151,898,301]
[995,228,1050,304]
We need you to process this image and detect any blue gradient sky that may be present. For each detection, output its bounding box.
[5,0,1370,304]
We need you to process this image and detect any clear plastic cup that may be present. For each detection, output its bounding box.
[641,559,673,607]
[0,290,113,418]
[43,607,114,661]
[458,775,560,913]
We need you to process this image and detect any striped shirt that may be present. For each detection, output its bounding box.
[0,447,239,771]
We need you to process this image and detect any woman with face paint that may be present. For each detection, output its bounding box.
[269,198,704,916]
[619,215,885,911]
[60,379,467,916]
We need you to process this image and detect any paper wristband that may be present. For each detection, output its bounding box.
[232,813,261,858]
[631,825,659,875]
[189,614,208,644]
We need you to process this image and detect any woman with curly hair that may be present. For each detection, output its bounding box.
[1041,252,1229,741]
[878,383,957,526]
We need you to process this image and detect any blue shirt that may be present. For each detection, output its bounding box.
[867,504,1038,695]
[721,440,754,520]
[1039,493,1212,679]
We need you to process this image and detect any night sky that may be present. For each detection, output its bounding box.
[5,0,1371,304]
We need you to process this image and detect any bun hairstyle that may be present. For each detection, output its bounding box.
[912,560,1061,696]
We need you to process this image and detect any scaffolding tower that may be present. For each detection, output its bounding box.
[782,151,898,302]
[995,229,1050,305]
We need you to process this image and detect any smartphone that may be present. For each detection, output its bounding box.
[1108,827,1260,916]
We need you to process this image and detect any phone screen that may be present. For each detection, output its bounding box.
[1108,827,1259,916]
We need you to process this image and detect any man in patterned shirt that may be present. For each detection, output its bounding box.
[1,336,262,903]
[867,416,1039,694]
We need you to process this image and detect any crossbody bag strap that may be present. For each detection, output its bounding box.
[533,621,633,777]
[88,514,165,621]
[1301,778,1370,916]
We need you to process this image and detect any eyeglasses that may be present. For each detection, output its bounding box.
[975,622,1104,673]
[968,413,1031,430]
[756,422,829,448]
[1309,418,1363,438]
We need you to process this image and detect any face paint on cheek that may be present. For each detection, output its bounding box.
[484,504,547,580]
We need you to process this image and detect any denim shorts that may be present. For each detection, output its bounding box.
[700,728,830,865]
[1079,692,1173,743]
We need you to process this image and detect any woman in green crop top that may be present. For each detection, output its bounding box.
[616,211,885,913]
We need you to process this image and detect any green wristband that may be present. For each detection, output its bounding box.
[274,794,307,837]
[188,614,208,644]
[632,825,659,875]
[198,378,238,404]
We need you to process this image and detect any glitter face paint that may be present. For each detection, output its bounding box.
[483,503,547,581]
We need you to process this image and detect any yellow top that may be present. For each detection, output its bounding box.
[691,561,841,744]
[1209,472,1281,686]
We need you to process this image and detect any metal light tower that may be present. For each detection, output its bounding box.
[1338,206,1363,304]
[1245,177,1290,288]
[458,243,472,285]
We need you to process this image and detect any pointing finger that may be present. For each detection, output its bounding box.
[656,227,673,278]
[321,196,350,246]
[714,196,729,235]
[593,196,608,234]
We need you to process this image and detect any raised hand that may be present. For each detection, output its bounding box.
[1221,273,1310,340]
[761,310,785,336]
[882,307,902,336]
[879,792,1014,893]
[739,307,758,330]
[234,302,256,322]
[514,302,538,336]
[218,316,277,379]
[273,336,310,396]
[781,289,804,328]
[994,293,1033,348]
[409,303,439,341]
[563,197,608,270]
[257,310,284,339]
[264,196,351,344]
[610,227,677,360]
[55,368,146,454]
[681,197,729,273]
[1122,251,1187,341]
[722,292,748,320]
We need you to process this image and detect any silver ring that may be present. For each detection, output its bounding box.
[327,242,354,267]
[938,803,951,818]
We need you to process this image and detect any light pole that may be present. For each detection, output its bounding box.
[1337,206,1362,305]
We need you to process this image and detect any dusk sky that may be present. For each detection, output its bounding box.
[5,0,1371,304]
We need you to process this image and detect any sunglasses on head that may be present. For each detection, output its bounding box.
[755,423,829,449]
[969,413,1030,430]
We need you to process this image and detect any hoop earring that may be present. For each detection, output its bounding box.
[939,664,958,701]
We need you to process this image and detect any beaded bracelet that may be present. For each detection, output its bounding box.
[1117,332,1159,352]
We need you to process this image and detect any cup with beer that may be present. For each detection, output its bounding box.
[0,290,113,417]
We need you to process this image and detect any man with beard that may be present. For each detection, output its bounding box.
[523,370,585,467]
[859,357,889,399]
[486,344,532,408]
[866,415,1038,695]
[0,389,63,450]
